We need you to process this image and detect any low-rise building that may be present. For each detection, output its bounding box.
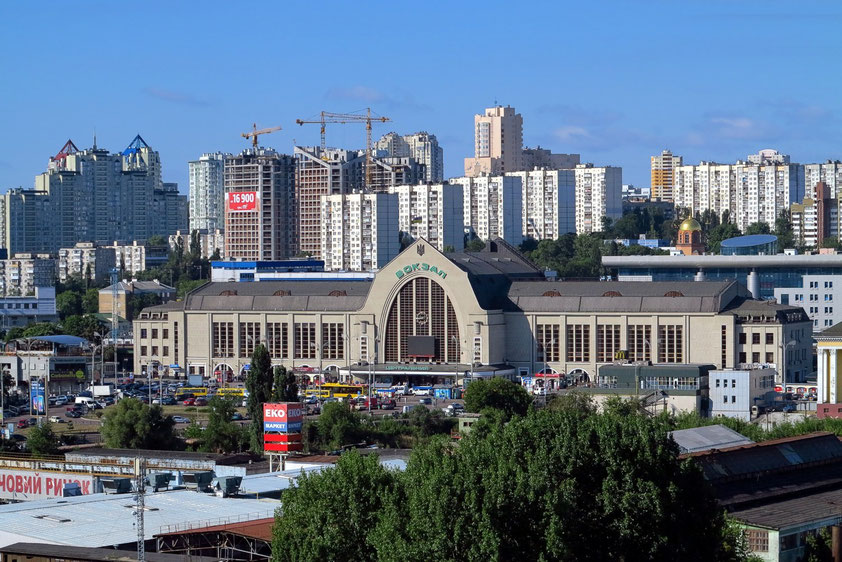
[168,229,225,260]
[98,279,176,321]
[211,259,326,282]
[58,242,116,282]
[708,368,776,421]
[774,275,842,332]
[0,286,58,329]
[0,254,56,296]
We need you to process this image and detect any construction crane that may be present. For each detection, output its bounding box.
[295,108,391,187]
[241,123,282,148]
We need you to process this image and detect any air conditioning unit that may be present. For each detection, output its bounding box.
[101,477,133,494]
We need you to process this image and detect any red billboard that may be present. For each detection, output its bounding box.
[264,402,303,454]
[227,191,258,212]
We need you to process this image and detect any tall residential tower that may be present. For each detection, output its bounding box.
[189,152,229,233]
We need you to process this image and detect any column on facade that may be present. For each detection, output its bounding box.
[832,349,839,404]
[819,349,828,403]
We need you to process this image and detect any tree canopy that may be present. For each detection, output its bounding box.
[199,396,248,453]
[246,344,273,452]
[27,421,61,456]
[271,365,298,402]
[272,407,750,562]
[463,377,532,420]
[101,398,180,449]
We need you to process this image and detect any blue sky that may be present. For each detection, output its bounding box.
[1,1,840,192]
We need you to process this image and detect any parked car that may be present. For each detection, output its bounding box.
[231,412,244,421]
[413,388,431,396]
[182,397,196,406]
[48,416,63,423]
[16,419,28,429]
[103,397,115,406]
[419,397,433,405]
[380,399,396,410]
[27,417,37,426]
[160,396,176,406]
[65,410,81,418]
[194,397,208,407]
[307,404,321,415]
[445,403,465,416]
[171,415,191,424]
[54,396,69,406]
[176,393,195,401]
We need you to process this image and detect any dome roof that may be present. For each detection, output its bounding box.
[679,217,702,232]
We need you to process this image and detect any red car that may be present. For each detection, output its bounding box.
[182,397,196,406]
[16,419,29,429]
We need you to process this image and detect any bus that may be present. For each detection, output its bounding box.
[304,383,367,399]
[180,387,208,397]
[217,388,248,398]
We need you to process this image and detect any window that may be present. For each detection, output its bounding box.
[596,324,621,362]
[721,325,728,368]
[141,328,148,339]
[723,395,728,403]
[752,333,760,345]
[739,352,746,363]
[322,323,345,360]
[239,322,261,358]
[537,324,560,362]
[566,324,590,362]
[732,395,736,403]
[657,325,683,363]
[627,325,651,362]
[212,322,234,358]
[745,529,769,552]
[723,379,728,388]
[151,346,158,356]
[267,322,288,359]
[163,346,169,356]
[294,323,316,359]
[473,336,482,364]
[140,346,147,356]
[739,333,746,344]
[752,352,760,363]
[152,329,158,339]
[715,378,720,388]
[174,322,178,359]
[163,329,169,339]
[766,352,774,363]
[765,333,773,345]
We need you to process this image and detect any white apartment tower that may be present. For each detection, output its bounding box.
[574,164,622,235]
[295,147,364,258]
[650,150,682,202]
[189,153,229,233]
[375,132,444,182]
[464,106,524,176]
[673,161,804,232]
[224,148,297,261]
[507,169,576,240]
[389,183,465,252]
[320,192,400,271]
[450,176,523,245]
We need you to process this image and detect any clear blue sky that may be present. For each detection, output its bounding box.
[1,1,840,193]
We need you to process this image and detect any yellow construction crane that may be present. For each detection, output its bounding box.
[241,123,282,148]
[295,108,391,187]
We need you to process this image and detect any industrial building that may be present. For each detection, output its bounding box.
[133,238,811,386]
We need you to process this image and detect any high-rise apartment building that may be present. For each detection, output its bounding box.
[650,150,682,202]
[0,137,186,255]
[389,183,465,252]
[375,132,443,182]
[320,192,400,271]
[367,156,425,193]
[521,147,580,171]
[574,164,623,235]
[0,254,56,296]
[189,152,229,233]
[748,149,790,165]
[507,169,576,240]
[295,147,364,257]
[58,242,116,282]
[673,161,804,232]
[464,106,524,176]
[805,162,842,199]
[224,148,296,261]
[450,176,523,245]
[791,182,838,248]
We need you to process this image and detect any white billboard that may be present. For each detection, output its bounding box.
[0,469,95,500]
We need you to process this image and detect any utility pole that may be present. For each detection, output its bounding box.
[134,457,147,561]
[110,267,119,387]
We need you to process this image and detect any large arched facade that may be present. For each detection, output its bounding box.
[383,276,460,363]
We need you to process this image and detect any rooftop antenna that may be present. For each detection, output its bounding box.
[93,128,97,150]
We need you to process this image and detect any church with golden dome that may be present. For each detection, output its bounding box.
[675,217,705,255]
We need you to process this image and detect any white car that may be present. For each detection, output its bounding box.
[413,388,431,396]
[171,416,191,424]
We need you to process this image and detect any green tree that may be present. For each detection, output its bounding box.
[55,291,82,319]
[200,396,247,453]
[271,451,399,562]
[27,421,61,456]
[20,322,61,338]
[315,402,361,450]
[101,398,180,449]
[271,365,298,402]
[82,288,100,314]
[774,209,795,250]
[744,222,771,235]
[245,344,273,451]
[821,237,841,250]
[465,237,486,252]
[707,222,742,254]
[804,527,832,562]
[61,314,102,340]
[463,377,532,420]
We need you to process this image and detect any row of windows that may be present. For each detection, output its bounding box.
[140,345,169,357]
[808,281,834,289]
[794,293,833,302]
[536,324,684,364]
[738,332,775,345]
[140,328,168,339]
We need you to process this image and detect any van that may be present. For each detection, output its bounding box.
[75,397,95,407]
[402,404,423,415]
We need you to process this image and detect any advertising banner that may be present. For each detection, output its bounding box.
[30,380,45,416]
[0,469,95,500]
[263,403,303,433]
[227,191,258,212]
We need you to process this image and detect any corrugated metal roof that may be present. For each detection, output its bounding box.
[155,517,274,541]
[731,487,842,531]
[669,425,754,454]
[1,542,217,561]
[0,489,277,549]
